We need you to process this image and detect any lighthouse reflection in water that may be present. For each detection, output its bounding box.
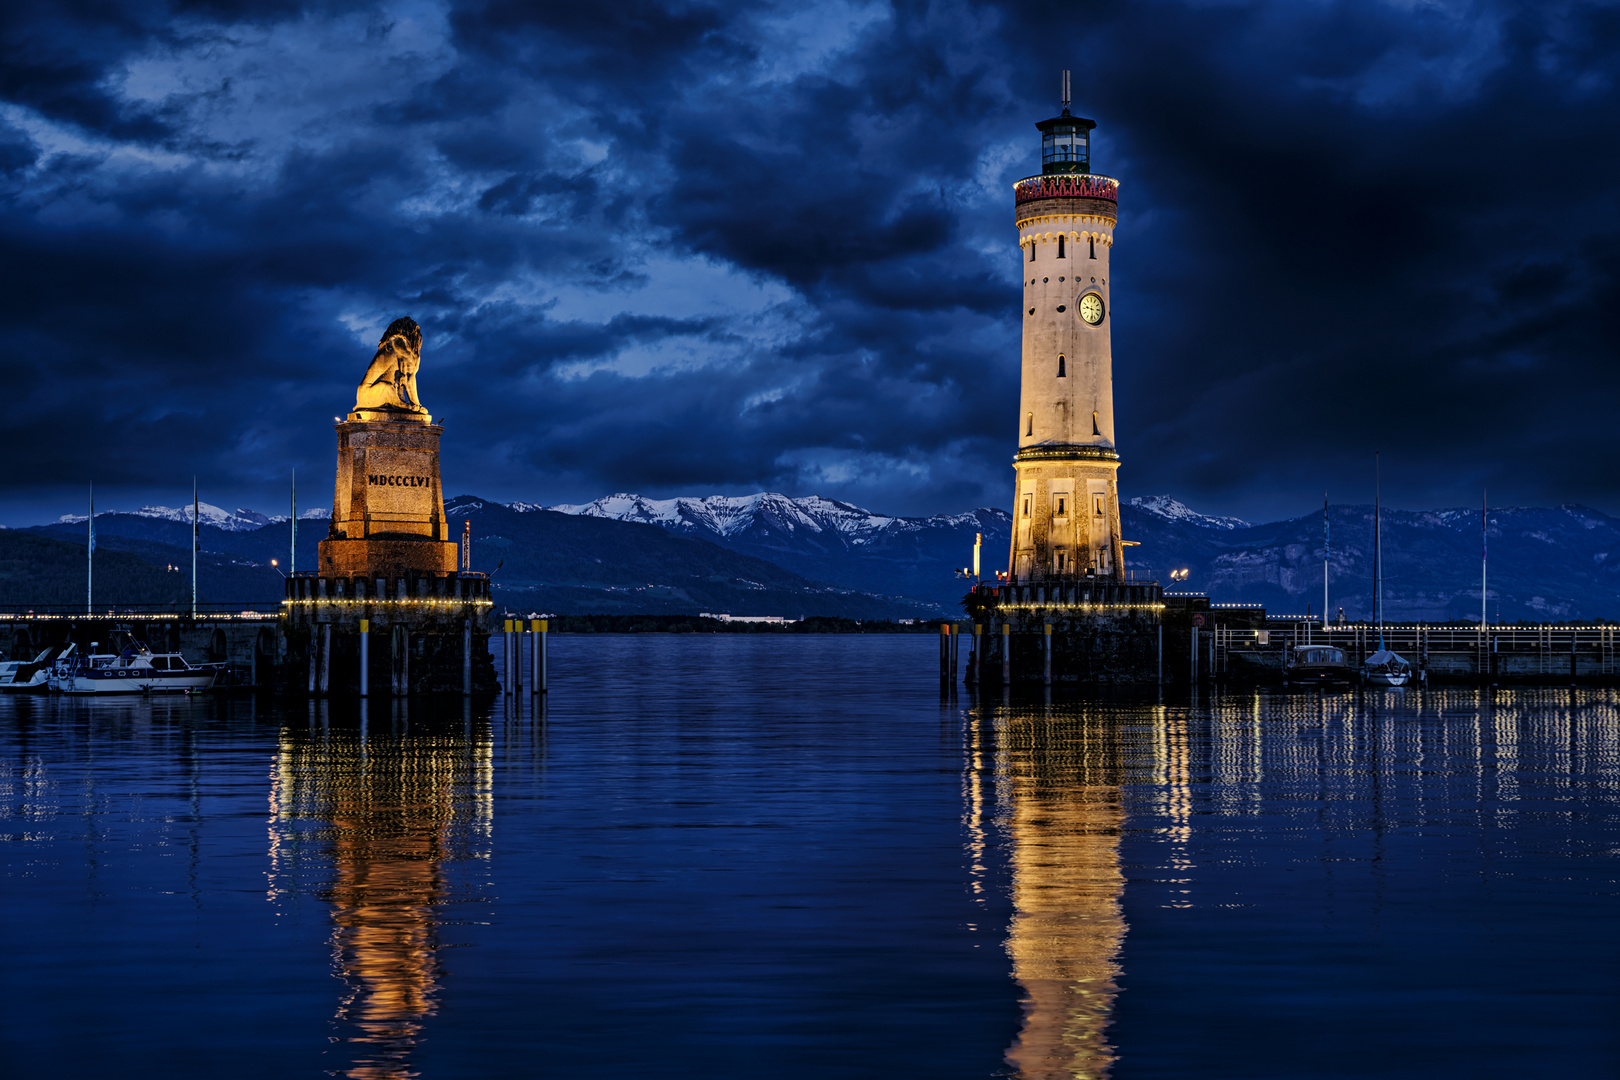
[267,703,492,1079]
[968,698,1141,1080]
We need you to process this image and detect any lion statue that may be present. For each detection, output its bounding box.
[353,316,430,419]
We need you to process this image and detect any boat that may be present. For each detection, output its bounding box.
[55,641,222,694]
[1363,649,1412,687]
[0,644,73,692]
[49,644,116,692]
[1286,645,1355,685]
[1362,454,1411,687]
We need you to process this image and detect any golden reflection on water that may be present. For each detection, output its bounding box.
[268,701,492,1079]
[977,699,1126,1080]
[977,686,1620,1080]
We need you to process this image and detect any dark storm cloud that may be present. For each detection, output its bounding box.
[0,0,1616,526]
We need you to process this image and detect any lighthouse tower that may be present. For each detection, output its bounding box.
[1008,73,1125,584]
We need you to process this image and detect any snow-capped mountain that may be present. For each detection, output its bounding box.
[1129,495,1251,531]
[537,492,971,546]
[58,504,329,529]
[525,492,1009,608]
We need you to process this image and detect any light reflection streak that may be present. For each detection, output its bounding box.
[977,698,1125,1080]
[267,701,492,1079]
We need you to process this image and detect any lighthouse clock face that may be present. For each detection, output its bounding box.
[1079,293,1105,325]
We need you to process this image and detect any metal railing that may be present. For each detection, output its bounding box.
[1014,173,1119,204]
[0,602,282,621]
[1212,622,1620,678]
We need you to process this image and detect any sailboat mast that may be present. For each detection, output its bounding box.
[192,477,198,619]
[87,484,94,615]
[1323,492,1329,630]
[1375,453,1384,647]
[1481,489,1488,632]
[291,469,297,576]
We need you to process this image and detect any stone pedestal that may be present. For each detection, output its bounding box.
[318,418,458,577]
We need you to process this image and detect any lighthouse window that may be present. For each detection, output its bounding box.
[1023,497,1031,517]
[1029,244,1036,262]
[1057,355,1066,377]
[1089,236,1096,259]
[1057,235,1066,258]
[1056,497,1066,515]
[1056,551,1067,571]
[1094,494,1105,516]
[1092,411,1101,436]
[1026,413,1034,436]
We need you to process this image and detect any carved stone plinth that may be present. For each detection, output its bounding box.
[319,419,458,576]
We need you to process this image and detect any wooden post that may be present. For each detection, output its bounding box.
[1157,623,1163,685]
[1043,622,1053,685]
[541,615,554,693]
[1001,622,1011,683]
[359,618,369,697]
[950,623,959,684]
[462,617,472,697]
[511,619,521,695]
[318,624,331,696]
[392,625,408,696]
[939,623,950,687]
[970,623,982,685]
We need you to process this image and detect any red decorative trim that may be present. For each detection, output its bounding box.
[1014,174,1118,205]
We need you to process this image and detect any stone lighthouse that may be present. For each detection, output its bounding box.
[1007,72,1125,584]
[964,74,1164,687]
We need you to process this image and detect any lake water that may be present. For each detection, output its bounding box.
[2,635,1617,1078]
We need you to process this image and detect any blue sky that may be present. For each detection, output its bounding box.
[1,0,1616,526]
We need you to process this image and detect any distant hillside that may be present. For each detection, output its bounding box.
[13,493,1620,622]
[444,498,936,619]
[537,491,1008,610]
[0,532,192,607]
[17,501,940,620]
[1118,503,1620,622]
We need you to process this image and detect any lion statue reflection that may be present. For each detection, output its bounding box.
[353,316,430,420]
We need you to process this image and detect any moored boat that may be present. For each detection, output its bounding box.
[55,642,221,694]
[1363,649,1411,687]
[1361,455,1412,688]
[1286,645,1355,685]
[0,644,72,692]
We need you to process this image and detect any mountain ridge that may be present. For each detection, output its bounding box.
[14,492,1620,621]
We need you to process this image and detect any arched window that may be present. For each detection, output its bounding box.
[1057,235,1066,259]
[1088,236,1097,259]
[1057,355,1066,377]
[1029,243,1036,262]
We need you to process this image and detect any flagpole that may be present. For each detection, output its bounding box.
[192,477,199,619]
[87,483,94,614]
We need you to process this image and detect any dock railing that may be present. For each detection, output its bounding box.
[1212,622,1620,679]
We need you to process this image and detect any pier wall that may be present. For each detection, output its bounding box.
[0,571,501,695]
[966,581,1167,686]
[1220,623,1620,685]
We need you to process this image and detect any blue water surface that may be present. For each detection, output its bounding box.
[1,635,1616,1078]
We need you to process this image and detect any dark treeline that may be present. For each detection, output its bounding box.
[0,533,190,607]
[535,614,934,634]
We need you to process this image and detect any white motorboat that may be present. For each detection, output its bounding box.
[49,644,116,692]
[0,644,72,692]
[55,642,221,694]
